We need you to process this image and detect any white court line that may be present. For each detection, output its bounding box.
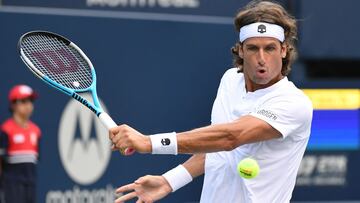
[0,5,233,24]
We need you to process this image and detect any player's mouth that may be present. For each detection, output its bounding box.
[256,68,267,76]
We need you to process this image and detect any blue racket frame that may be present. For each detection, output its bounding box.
[42,69,103,117]
[18,30,135,155]
[18,31,104,117]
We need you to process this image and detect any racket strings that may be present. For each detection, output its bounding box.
[21,34,93,90]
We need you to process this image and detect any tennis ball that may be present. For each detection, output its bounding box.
[237,158,260,179]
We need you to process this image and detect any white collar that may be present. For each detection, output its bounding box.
[243,76,288,97]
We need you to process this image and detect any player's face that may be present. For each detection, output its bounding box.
[239,37,287,90]
[12,98,34,119]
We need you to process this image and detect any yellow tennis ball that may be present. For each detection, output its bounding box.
[237,158,260,179]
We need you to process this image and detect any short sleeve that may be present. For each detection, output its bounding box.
[211,68,238,124]
[216,68,237,96]
[250,95,313,140]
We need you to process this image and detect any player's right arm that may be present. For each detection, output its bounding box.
[114,153,205,203]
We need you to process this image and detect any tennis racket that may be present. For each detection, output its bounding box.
[18,31,134,155]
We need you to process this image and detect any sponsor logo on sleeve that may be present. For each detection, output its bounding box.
[256,109,278,120]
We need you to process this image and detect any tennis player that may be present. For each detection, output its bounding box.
[110,1,313,202]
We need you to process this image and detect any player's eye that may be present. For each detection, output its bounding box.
[246,46,258,52]
[265,46,276,52]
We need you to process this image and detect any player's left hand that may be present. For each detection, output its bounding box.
[109,124,151,154]
[115,175,172,203]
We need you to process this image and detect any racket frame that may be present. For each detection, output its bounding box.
[18,31,126,143]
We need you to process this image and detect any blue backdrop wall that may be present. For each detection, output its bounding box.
[1,0,360,202]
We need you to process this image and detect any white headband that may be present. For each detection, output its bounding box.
[239,22,285,43]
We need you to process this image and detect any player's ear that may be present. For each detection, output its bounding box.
[238,43,244,59]
[281,43,287,58]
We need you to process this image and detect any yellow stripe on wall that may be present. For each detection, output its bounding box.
[302,89,360,109]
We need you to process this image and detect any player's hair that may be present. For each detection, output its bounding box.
[231,0,297,76]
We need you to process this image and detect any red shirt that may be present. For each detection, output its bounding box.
[0,118,41,163]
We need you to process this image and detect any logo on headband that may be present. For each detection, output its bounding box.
[257,24,266,33]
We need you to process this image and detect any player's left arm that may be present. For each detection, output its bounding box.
[109,115,280,154]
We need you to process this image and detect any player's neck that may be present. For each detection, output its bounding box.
[244,74,284,92]
[13,113,30,128]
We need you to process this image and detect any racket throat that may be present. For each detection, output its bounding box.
[71,92,100,116]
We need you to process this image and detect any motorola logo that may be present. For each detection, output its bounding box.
[58,94,111,185]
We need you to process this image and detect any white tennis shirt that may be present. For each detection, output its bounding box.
[199,68,313,203]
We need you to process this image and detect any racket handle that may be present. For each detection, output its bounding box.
[99,112,117,129]
[99,112,135,156]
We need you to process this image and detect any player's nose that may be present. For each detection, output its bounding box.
[257,49,266,66]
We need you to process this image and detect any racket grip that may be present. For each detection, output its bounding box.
[99,112,135,156]
[99,112,117,129]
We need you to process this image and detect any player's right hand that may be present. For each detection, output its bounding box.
[115,175,172,203]
[109,124,152,155]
